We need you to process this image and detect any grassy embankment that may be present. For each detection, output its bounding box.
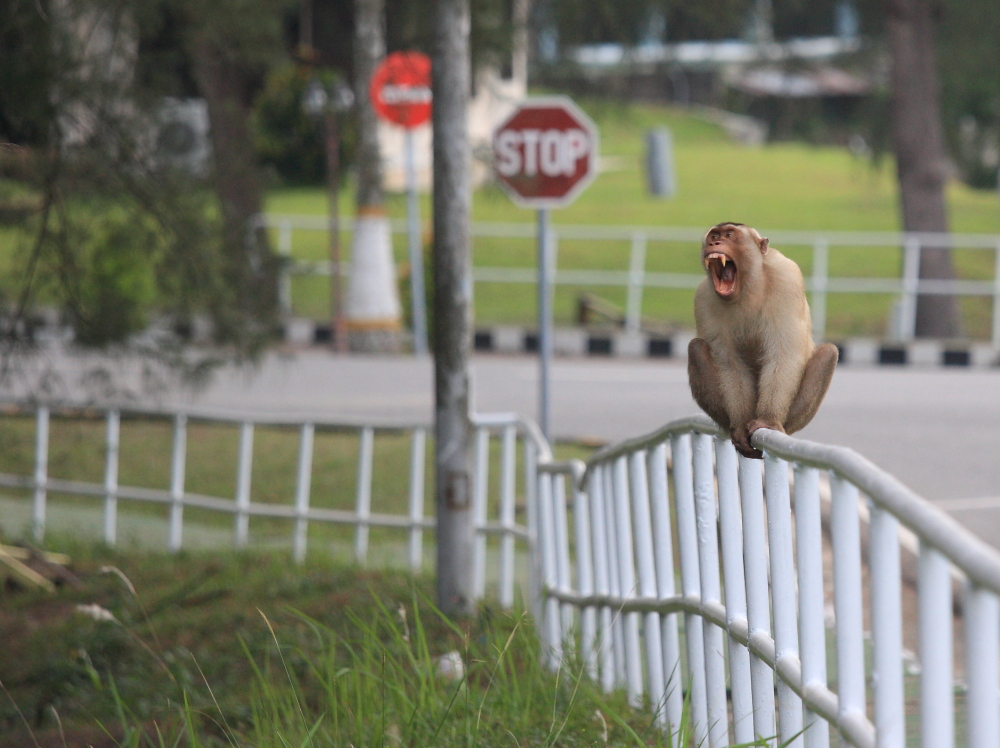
[1,544,710,748]
[266,100,1000,339]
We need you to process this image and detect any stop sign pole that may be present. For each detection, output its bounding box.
[370,51,433,355]
[493,97,599,439]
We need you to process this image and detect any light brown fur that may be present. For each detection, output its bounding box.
[688,223,838,458]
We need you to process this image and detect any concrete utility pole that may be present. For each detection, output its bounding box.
[432,0,475,617]
[348,0,402,351]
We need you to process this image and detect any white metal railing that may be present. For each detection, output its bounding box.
[533,415,1000,748]
[2,403,549,607]
[257,214,1000,345]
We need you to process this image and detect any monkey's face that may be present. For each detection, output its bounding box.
[701,223,768,301]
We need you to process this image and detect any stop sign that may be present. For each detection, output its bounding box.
[493,96,599,209]
[369,51,432,129]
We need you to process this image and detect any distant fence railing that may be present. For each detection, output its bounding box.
[257,214,1000,345]
[534,415,1000,747]
[0,403,548,608]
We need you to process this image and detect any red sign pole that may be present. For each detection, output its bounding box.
[492,97,599,438]
[370,51,432,355]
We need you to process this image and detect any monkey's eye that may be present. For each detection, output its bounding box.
[725,231,732,238]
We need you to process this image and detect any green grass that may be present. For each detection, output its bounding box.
[265,99,1000,339]
[0,544,745,748]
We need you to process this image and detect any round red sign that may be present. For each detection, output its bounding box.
[369,51,432,129]
[492,97,599,208]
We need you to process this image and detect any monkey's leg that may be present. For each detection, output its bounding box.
[783,343,839,434]
[687,338,731,431]
[688,339,759,458]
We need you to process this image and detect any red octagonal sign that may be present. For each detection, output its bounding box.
[493,96,599,209]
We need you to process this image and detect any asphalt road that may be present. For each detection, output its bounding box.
[7,348,1000,545]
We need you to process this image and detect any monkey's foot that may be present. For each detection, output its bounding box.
[731,426,763,460]
[743,419,784,457]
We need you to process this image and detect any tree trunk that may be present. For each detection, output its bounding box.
[887,0,961,338]
[188,37,278,346]
[347,0,401,352]
[433,0,475,617]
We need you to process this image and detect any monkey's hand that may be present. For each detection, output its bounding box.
[731,424,763,460]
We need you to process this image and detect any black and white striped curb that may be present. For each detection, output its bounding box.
[285,319,1000,368]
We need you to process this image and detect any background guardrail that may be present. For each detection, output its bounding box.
[534,415,1000,747]
[257,214,1000,345]
[0,403,548,609]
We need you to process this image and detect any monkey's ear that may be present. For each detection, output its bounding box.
[758,236,769,254]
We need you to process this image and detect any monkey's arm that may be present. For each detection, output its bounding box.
[688,338,758,456]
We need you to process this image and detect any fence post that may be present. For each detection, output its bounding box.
[601,464,628,688]
[991,242,1000,348]
[763,455,803,748]
[899,238,920,341]
[869,502,904,748]
[407,428,427,572]
[793,467,831,748]
[103,410,120,547]
[625,232,647,333]
[234,421,254,547]
[278,219,293,317]
[588,466,617,694]
[498,425,517,607]
[670,433,708,745]
[472,427,490,599]
[293,423,314,563]
[918,544,953,748]
[32,406,49,543]
[612,456,644,708]
[965,585,1000,747]
[811,239,828,343]
[354,427,374,564]
[168,414,187,552]
[572,466,597,679]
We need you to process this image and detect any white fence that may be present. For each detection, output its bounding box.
[534,415,1000,748]
[258,214,1000,345]
[2,404,548,608]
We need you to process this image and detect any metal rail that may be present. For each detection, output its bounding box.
[258,214,1000,345]
[533,414,1000,747]
[0,403,547,608]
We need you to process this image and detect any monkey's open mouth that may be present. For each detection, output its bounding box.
[705,252,738,298]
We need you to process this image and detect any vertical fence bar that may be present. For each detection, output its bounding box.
[811,239,829,343]
[992,242,1000,348]
[589,466,617,693]
[628,451,665,721]
[552,474,575,639]
[670,433,709,745]
[611,456,643,707]
[692,433,729,748]
[293,423,314,563]
[234,421,254,547]
[572,468,597,679]
[32,406,49,543]
[603,464,628,687]
[738,455,777,743]
[869,503,904,748]
[793,467,831,748]
[715,439,755,746]
[472,427,490,599]
[899,238,920,341]
[525,441,544,635]
[498,425,517,607]
[168,414,187,553]
[831,475,869,740]
[764,455,803,747]
[538,472,562,668]
[407,428,427,572]
[649,443,684,738]
[354,427,374,564]
[965,585,1000,747]
[625,232,647,333]
[918,543,953,748]
[103,410,120,547]
[278,219,293,316]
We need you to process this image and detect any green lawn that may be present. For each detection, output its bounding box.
[266,100,1000,339]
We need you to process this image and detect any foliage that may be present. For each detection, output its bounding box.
[0,0,58,146]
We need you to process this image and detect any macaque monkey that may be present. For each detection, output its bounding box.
[688,223,838,458]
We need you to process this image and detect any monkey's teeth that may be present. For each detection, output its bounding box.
[720,255,727,267]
